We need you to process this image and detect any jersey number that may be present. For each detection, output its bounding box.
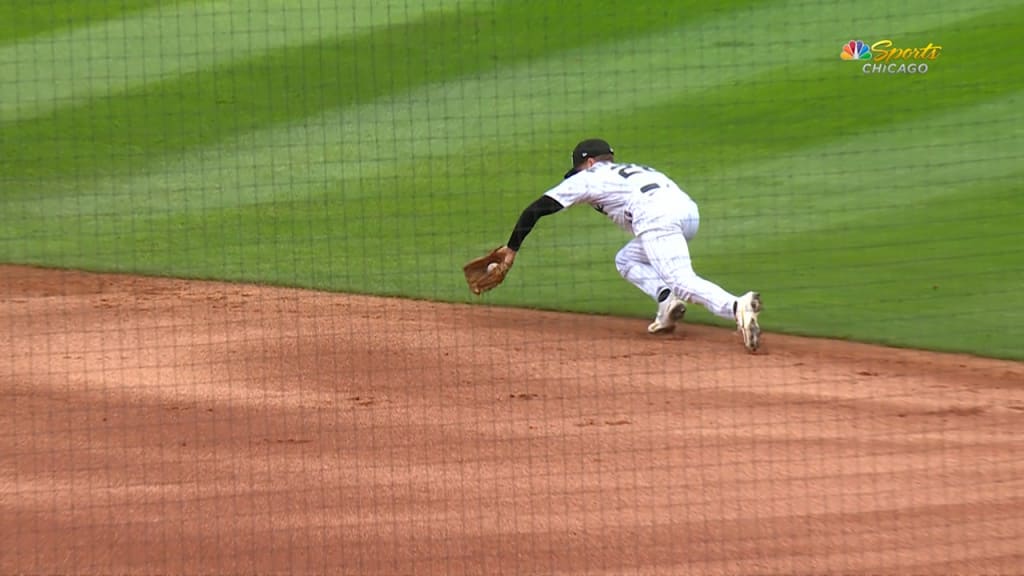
[616,163,654,179]
[616,163,660,193]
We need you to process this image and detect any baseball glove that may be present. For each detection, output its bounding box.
[463,246,516,295]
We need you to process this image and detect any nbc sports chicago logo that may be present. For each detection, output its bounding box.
[841,39,942,74]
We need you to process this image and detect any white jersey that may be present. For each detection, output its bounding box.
[543,161,692,234]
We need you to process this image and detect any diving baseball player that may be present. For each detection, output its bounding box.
[463,138,763,352]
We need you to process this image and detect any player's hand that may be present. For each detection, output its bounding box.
[495,245,517,267]
[463,245,517,295]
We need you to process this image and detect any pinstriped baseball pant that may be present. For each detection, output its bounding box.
[614,194,738,321]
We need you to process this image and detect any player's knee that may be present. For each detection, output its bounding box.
[662,266,700,294]
[614,249,632,276]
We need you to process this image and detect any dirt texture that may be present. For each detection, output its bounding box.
[1,265,1022,575]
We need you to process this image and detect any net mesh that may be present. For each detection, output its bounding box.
[2,1,1022,573]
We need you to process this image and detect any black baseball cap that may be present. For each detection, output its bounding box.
[563,138,615,179]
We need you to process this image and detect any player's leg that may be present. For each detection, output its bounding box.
[614,239,686,334]
[639,226,737,319]
[638,224,763,351]
[614,238,664,301]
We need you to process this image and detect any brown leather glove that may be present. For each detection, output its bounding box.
[463,245,517,295]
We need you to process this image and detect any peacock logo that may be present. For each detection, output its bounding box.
[841,40,871,61]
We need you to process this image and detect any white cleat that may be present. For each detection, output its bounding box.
[735,291,763,352]
[648,294,687,334]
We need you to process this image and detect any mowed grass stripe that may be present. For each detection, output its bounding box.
[0,0,487,123]
[2,0,1014,259]
[753,181,1024,359]
[603,1,1024,177]
[642,88,1023,359]
[0,0,761,183]
[658,90,1023,336]
[1,1,1021,358]
[4,0,1009,203]
[5,90,1017,311]
[4,4,808,218]
[182,4,1020,223]
[686,93,1023,254]
[0,0,170,43]
[460,93,1024,302]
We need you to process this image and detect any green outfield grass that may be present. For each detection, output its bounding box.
[1,0,1022,359]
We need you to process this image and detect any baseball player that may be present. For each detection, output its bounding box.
[465,138,763,352]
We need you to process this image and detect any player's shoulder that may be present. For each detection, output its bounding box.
[581,161,625,180]
[579,161,664,184]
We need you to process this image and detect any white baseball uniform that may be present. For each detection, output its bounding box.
[542,161,738,321]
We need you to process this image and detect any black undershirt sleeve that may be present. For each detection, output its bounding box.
[506,195,564,251]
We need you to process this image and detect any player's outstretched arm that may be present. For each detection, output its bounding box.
[505,195,564,252]
[462,195,564,295]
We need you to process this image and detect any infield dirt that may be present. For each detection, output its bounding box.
[2,265,1022,574]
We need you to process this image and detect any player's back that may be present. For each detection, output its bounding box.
[585,161,684,199]
[544,160,692,233]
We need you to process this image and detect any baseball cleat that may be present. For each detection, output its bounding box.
[648,294,687,334]
[735,291,762,352]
